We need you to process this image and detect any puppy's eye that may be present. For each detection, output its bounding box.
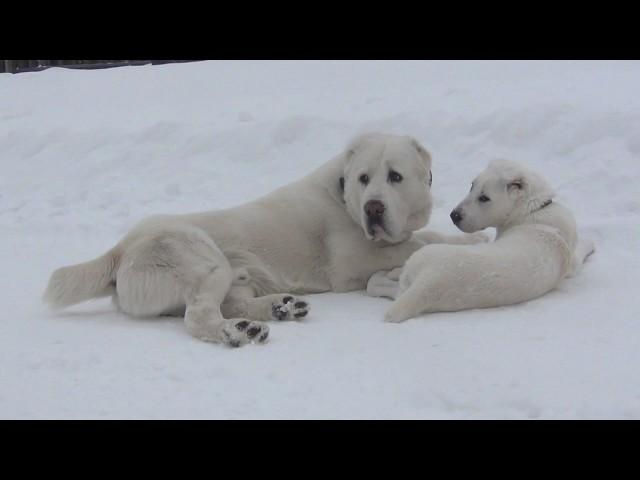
[478,194,490,203]
[359,174,369,185]
[388,170,403,183]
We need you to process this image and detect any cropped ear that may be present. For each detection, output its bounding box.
[408,137,431,166]
[408,136,432,182]
[322,135,373,206]
[507,172,556,212]
[507,178,525,193]
[323,153,348,205]
[344,132,378,165]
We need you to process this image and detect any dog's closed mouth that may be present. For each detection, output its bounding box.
[367,222,388,240]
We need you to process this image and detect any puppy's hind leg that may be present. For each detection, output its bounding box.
[384,275,430,323]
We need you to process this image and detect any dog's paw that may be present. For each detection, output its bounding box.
[367,271,399,299]
[222,319,270,347]
[466,232,490,244]
[271,295,309,321]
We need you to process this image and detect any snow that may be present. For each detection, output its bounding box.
[1,60,639,419]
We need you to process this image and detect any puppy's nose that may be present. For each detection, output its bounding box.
[364,200,386,219]
[450,209,463,224]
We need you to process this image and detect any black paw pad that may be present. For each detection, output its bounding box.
[283,296,294,304]
[235,320,250,331]
[247,326,261,338]
[259,331,269,342]
[294,311,308,318]
[272,304,289,321]
[294,301,307,309]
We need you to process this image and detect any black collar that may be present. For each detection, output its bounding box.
[535,199,553,212]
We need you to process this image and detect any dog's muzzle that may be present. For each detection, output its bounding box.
[364,200,385,222]
[364,200,387,238]
[450,209,463,225]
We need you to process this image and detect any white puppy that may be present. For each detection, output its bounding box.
[44,133,482,346]
[367,159,595,323]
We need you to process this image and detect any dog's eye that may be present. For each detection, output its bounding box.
[429,171,432,186]
[478,194,490,203]
[359,174,369,185]
[388,170,403,183]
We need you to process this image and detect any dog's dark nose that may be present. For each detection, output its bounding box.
[364,200,385,219]
[450,209,463,224]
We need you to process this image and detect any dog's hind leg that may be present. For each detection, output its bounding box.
[184,267,269,346]
[116,227,269,346]
[221,249,310,322]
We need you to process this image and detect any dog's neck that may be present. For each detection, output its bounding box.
[496,198,554,238]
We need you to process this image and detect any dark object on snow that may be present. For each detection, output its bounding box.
[0,60,198,74]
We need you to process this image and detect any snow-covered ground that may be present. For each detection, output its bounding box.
[1,60,639,419]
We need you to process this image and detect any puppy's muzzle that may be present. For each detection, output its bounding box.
[450,209,463,225]
[364,200,385,224]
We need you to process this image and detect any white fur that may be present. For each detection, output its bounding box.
[367,159,595,323]
[44,133,483,346]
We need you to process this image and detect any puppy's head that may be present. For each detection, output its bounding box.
[450,159,555,232]
[340,133,433,243]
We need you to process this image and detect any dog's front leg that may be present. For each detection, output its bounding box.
[412,230,490,245]
[330,239,425,292]
[367,269,401,299]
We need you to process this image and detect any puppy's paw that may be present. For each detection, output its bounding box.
[222,319,270,347]
[271,296,309,321]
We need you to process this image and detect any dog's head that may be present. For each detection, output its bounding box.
[450,159,555,233]
[337,133,433,243]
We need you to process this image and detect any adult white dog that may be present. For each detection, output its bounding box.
[367,159,595,322]
[44,133,482,347]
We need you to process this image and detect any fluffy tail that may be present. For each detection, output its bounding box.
[43,250,118,309]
